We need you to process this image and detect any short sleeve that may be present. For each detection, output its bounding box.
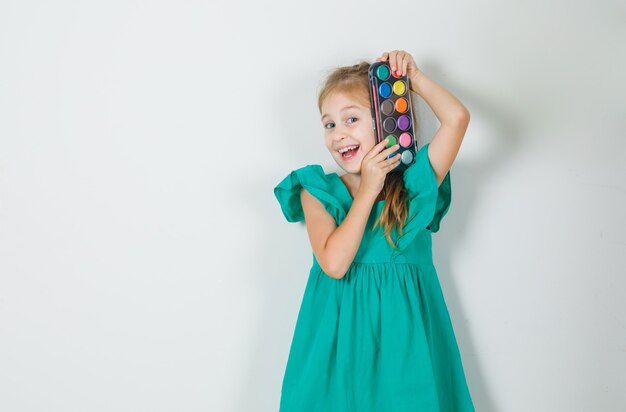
[395,143,452,250]
[273,164,347,224]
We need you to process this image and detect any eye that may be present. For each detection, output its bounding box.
[323,117,358,129]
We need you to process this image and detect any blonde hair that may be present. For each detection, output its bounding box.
[317,61,413,250]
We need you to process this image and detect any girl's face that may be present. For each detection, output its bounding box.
[320,91,375,174]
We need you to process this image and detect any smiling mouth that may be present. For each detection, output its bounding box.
[338,145,360,160]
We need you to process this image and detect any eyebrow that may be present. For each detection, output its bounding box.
[321,105,361,121]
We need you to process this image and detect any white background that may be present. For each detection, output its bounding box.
[1,0,625,411]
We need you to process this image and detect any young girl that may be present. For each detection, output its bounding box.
[273,50,474,411]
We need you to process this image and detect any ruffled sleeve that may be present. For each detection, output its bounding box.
[395,143,452,250]
[273,164,347,225]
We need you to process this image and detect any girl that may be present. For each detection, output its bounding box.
[274,50,474,411]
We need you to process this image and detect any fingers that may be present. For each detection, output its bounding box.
[399,54,408,76]
[386,154,402,168]
[392,51,408,76]
[382,152,402,171]
[363,138,401,173]
[367,138,397,158]
[363,137,391,161]
[377,50,413,77]
[376,137,393,151]
[388,50,398,72]
[383,143,400,156]
[376,141,401,161]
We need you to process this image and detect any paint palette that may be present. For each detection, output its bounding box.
[368,61,418,172]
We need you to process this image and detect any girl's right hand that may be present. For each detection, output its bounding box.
[359,138,402,199]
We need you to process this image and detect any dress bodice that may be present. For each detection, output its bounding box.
[274,143,451,270]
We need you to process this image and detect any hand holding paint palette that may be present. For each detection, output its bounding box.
[368,61,417,172]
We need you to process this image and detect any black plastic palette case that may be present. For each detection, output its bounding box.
[368,61,418,172]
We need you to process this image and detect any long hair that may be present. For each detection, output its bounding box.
[317,61,416,250]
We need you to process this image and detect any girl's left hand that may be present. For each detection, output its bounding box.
[375,50,421,82]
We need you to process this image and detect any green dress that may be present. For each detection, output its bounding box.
[273,143,475,411]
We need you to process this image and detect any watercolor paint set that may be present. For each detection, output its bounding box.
[368,61,418,172]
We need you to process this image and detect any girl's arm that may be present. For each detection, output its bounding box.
[301,187,377,279]
[410,71,470,186]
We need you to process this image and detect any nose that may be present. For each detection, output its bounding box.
[333,123,350,140]
[333,134,349,148]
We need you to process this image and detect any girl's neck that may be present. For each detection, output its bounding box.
[340,173,384,202]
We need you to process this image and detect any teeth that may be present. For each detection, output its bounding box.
[339,145,359,154]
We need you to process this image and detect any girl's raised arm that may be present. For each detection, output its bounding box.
[410,70,469,185]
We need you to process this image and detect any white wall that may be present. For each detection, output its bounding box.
[0,1,624,411]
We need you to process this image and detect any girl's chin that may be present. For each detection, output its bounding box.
[338,160,363,174]
[337,156,362,171]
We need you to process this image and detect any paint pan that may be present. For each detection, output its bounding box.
[368,62,418,172]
